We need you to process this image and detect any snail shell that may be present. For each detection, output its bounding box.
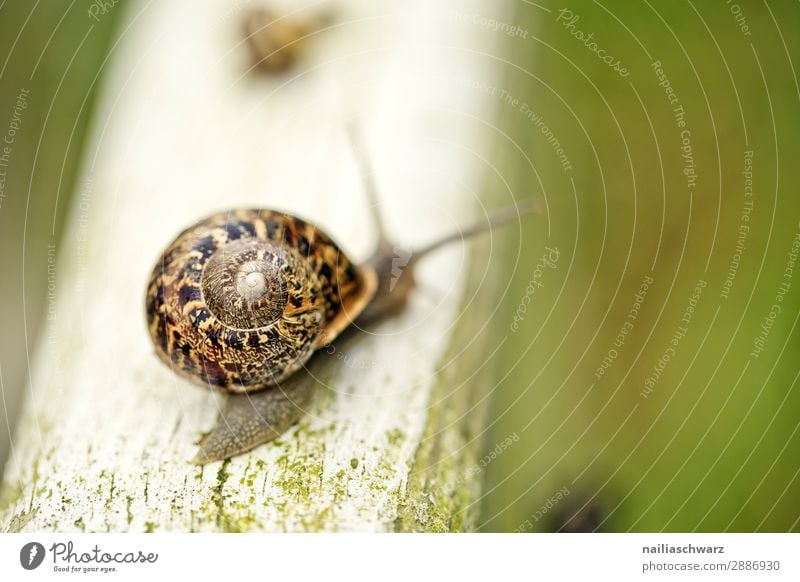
[145,209,376,393]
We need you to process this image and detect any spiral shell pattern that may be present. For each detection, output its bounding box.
[145,209,370,393]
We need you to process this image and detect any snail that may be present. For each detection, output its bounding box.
[242,7,333,74]
[145,136,541,464]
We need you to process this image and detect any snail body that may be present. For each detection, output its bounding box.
[146,209,375,393]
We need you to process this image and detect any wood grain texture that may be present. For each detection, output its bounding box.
[0,0,511,532]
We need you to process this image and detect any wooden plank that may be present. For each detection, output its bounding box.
[0,0,514,532]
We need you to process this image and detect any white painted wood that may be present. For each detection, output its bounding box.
[0,0,511,531]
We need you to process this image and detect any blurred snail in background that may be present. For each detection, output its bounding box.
[242,6,333,73]
[145,130,542,464]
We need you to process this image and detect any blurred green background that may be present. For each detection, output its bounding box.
[480,0,800,532]
[1,0,798,532]
[0,2,123,484]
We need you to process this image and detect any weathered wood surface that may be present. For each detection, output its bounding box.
[0,0,514,531]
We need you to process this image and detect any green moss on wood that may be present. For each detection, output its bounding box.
[395,219,505,532]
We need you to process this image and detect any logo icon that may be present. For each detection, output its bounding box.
[20,542,45,570]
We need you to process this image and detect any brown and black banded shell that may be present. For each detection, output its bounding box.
[145,209,376,393]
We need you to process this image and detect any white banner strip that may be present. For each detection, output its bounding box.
[1,534,798,581]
